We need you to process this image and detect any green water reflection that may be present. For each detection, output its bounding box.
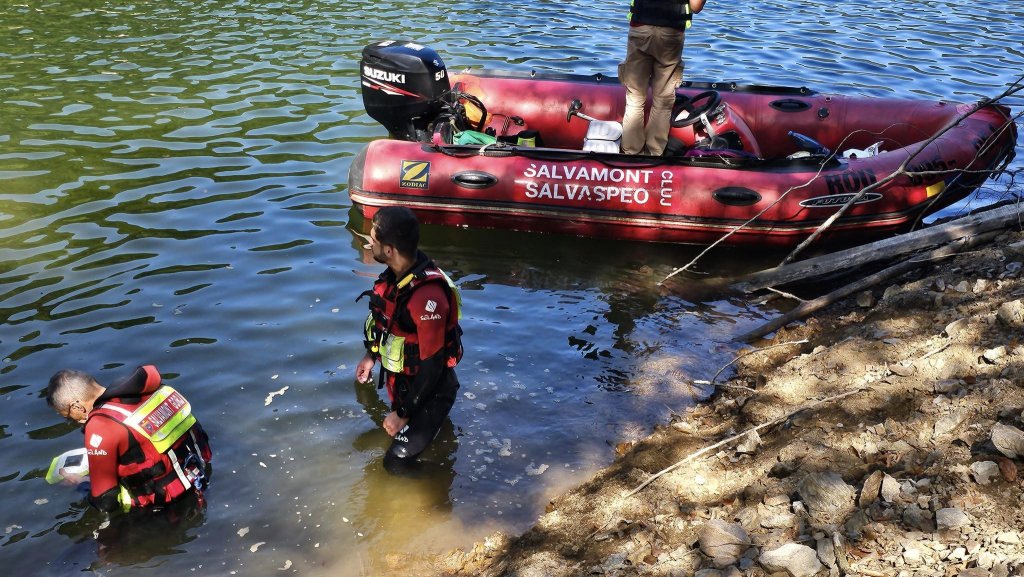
[1,1,1021,575]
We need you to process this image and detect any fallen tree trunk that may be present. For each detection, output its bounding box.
[728,202,1023,294]
[734,229,1003,343]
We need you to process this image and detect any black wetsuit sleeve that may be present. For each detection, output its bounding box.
[398,350,445,417]
[100,365,159,401]
[89,486,123,513]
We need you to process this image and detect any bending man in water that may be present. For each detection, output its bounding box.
[355,206,464,473]
[46,365,212,513]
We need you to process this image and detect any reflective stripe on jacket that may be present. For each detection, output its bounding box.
[360,254,463,401]
[89,385,209,511]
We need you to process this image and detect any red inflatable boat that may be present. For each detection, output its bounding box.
[349,40,1017,248]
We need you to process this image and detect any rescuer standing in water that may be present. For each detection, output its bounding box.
[355,206,464,473]
[46,365,212,513]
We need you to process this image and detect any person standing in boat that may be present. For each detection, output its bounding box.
[355,206,464,473]
[620,0,706,156]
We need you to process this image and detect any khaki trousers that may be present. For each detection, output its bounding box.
[618,25,685,156]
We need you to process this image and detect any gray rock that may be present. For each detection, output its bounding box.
[1007,239,1024,257]
[856,291,875,308]
[596,553,628,573]
[971,461,1000,485]
[978,551,998,569]
[944,317,971,338]
[997,299,1024,329]
[991,423,1024,459]
[816,537,837,569]
[903,504,935,532]
[934,411,968,438]
[712,558,736,571]
[936,507,970,530]
[758,503,797,529]
[797,472,856,524]
[698,519,750,565]
[958,568,991,577]
[880,473,901,503]
[859,470,883,508]
[982,346,1008,363]
[890,362,916,377]
[694,570,723,577]
[759,543,824,577]
[995,531,1021,545]
[735,430,762,455]
[791,500,807,517]
[903,543,924,565]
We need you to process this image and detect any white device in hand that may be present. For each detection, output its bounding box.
[45,448,90,484]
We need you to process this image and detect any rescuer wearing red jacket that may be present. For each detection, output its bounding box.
[355,206,463,472]
[46,365,212,512]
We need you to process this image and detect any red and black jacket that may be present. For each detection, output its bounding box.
[84,365,211,512]
[359,252,463,418]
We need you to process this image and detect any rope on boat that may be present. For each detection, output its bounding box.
[430,140,760,170]
[660,74,1024,285]
[779,77,1024,267]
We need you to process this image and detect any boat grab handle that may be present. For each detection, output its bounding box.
[769,98,812,112]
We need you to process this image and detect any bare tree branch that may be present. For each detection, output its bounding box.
[661,75,1023,284]
[625,387,867,497]
[780,79,1024,266]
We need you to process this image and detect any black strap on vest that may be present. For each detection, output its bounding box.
[630,0,690,29]
[356,255,436,389]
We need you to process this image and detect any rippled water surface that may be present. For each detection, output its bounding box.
[1,1,1021,574]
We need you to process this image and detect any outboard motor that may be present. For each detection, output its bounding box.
[360,40,450,142]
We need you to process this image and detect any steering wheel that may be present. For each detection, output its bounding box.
[671,90,722,128]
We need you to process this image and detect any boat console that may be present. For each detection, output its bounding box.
[669,91,762,157]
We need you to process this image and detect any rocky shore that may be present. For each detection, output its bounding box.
[432,227,1024,577]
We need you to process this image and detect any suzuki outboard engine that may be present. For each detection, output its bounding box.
[360,40,450,142]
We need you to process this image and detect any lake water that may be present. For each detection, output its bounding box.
[1,1,1021,575]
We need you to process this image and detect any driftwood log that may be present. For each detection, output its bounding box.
[731,202,1022,343]
[730,202,1024,294]
[735,230,1001,342]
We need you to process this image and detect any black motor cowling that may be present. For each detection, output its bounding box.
[360,40,450,141]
